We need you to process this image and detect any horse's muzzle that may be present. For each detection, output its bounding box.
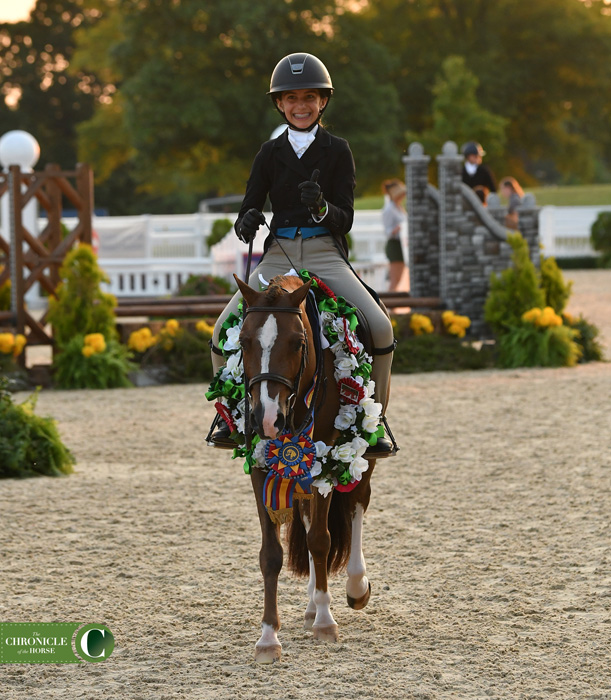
[250,399,289,440]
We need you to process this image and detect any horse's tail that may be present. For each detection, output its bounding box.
[286,491,353,577]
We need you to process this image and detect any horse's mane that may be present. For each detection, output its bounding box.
[266,275,303,301]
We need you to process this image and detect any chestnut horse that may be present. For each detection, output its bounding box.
[234,274,375,664]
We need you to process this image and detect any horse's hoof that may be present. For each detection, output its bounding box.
[254,643,282,664]
[347,581,372,610]
[304,612,316,630]
[312,623,339,642]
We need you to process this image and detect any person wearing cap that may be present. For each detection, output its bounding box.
[208,52,396,458]
[381,178,407,292]
[461,141,497,197]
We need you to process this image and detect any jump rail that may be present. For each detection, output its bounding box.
[114,293,443,318]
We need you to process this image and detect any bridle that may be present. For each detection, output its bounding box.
[242,300,323,452]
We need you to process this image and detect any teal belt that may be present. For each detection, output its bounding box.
[275,226,331,239]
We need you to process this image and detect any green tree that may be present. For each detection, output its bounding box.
[0,1,105,171]
[71,0,401,205]
[366,0,611,184]
[406,55,507,162]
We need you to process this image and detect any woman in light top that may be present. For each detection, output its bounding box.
[381,178,407,291]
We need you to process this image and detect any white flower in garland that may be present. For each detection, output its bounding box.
[359,397,383,433]
[334,404,358,431]
[312,477,334,497]
[221,351,243,382]
[207,275,383,497]
[334,353,359,379]
[223,324,242,352]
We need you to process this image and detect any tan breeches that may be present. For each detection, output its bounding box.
[212,236,394,412]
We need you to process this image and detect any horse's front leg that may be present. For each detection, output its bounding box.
[307,490,339,642]
[346,465,373,610]
[250,469,283,663]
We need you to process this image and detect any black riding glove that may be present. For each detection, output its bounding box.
[298,170,326,216]
[238,208,266,243]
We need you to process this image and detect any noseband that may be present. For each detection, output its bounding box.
[242,305,310,449]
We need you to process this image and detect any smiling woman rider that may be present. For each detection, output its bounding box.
[208,52,396,458]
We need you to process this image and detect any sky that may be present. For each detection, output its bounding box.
[0,0,36,23]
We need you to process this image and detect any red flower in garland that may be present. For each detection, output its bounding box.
[337,377,365,405]
[343,317,360,354]
[311,275,336,300]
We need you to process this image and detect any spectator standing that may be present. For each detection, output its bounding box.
[461,141,497,200]
[500,176,525,229]
[381,178,407,291]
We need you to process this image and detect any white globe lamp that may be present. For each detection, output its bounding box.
[0,130,41,172]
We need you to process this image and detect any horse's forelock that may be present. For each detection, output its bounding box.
[266,275,303,302]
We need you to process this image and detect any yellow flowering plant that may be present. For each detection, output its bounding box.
[409,313,434,336]
[0,332,27,373]
[52,334,134,389]
[131,318,214,383]
[495,305,581,368]
[442,311,472,338]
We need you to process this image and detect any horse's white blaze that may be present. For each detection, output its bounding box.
[313,589,336,628]
[256,622,281,650]
[346,504,369,599]
[256,315,280,437]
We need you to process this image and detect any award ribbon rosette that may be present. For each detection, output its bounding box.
[263,423,315,524]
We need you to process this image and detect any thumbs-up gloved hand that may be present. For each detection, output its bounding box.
[298,170,325,216]
[237,208,266,243]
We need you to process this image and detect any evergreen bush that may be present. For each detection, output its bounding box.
[206,218,233,248]
[175,274,233,297]
[47,245,117,346]
[0,268,10,311]
[590,211,611,267]
[563,312,605,363]
[484,232,544,335]
[539,255,572,313]
[0,379,75,478]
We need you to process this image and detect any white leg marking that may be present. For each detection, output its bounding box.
[255,623,281,664]
[313,589,336,629]
[257,315,280,437]
[305,553,317,619]
[256,622,280,648]
[302,515,316,625]
[346,504,369,599]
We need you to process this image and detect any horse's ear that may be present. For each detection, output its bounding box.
[287,279,312,308]
[234,274,260,307]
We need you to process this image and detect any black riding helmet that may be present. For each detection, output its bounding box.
[462,141,486,157]
[268,53,334,131]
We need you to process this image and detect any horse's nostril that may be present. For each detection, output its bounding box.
[275,413,286,435]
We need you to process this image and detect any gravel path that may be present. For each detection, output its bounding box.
[1,270,609,699]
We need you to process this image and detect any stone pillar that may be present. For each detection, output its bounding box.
[436,141,464,304]
[403,142,437,297]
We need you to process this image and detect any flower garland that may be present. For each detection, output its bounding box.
[205,270,384,496]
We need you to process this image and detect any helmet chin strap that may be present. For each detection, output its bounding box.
[286,118,320,133]
[280,104,329,132]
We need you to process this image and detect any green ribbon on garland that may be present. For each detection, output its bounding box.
[365,424,384,446]
[205,374,245,402]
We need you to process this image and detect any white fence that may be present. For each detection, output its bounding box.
[21,203,602,305]
[539,205,609,259]
[60,210,398,298]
